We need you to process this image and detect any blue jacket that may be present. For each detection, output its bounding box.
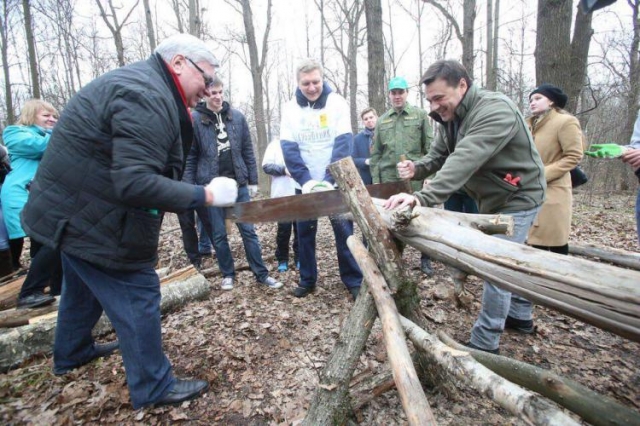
[352,128,373,185]
[1,125,50,239]
[184,101,258,187]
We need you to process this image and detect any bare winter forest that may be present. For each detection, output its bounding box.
[0,0,639,425]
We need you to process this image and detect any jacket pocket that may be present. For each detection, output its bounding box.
[118,209,162,262]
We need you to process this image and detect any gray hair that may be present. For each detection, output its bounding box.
[155,33,220,68]
[296,58,323,81]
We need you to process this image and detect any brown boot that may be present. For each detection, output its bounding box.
[0,249,13,279]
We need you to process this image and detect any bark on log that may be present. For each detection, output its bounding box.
[0,272,211,372]
[349,370,396,411]
[438,332,640,426]
[347,236,436,426]
[376,203,640,343]
[569,243,640,271]
[400,316,581,426]
[0,276,26,311]
[0,304,58,328]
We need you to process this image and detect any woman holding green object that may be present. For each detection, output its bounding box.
[526,84,584,255]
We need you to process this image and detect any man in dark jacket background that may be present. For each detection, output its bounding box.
[184,77,283,291]
[385,60,546,354]
[351,107,377,185]
[21,34,237,408]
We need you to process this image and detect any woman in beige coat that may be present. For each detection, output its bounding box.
[526,84,584,254]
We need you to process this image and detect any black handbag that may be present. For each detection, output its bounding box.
[570,166,588,188]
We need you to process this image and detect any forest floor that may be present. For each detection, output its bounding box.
[0,190,638,425]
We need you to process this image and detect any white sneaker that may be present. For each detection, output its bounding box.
[221,277,234,290]
[261,276,283,289]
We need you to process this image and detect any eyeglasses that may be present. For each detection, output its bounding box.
[185,57,214,88]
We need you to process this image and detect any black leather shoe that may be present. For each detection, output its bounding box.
[348,286,360,301]
[16,292,56,310]
[155,379,209,406]
[293,286,315,298]
[465,341,500,355]
[505,316,536,334]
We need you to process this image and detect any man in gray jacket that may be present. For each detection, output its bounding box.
[385,60,546,354]
[22,34,236,408]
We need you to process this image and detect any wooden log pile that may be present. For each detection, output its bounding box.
[0,266,211,372]
[303,157,640,425]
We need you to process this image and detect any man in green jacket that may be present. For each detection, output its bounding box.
[370,76,435,275]
[385,60,546,354]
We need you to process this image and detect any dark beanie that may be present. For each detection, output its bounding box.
[530,84,568,109]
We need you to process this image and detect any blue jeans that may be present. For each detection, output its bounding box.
[470,206,540,350]
[197,185,269,281]
[54,253,174,409]
[296,202,362,289]
[197,217,212,254]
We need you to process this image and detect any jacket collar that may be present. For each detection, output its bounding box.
[295,82,332,109]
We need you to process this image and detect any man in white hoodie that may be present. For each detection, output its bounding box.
[279,59,363,300]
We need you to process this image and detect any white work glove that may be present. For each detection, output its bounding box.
[302,180,334,194]
[206,177,238,206]
[248,185,258,197]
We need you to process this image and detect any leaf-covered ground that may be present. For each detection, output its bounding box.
[1,191,638,425]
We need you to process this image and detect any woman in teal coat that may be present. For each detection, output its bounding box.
[1,99,58,270]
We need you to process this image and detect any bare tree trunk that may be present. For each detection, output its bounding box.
[0,0,14,123]
[492,0,499,87]
[365,0,385,114]
[462,0,476,79]
[188,0,197,35]
[22,0,40,98]
[235,0,272,191]
[486,0,494,89]
[624,0,640,143]
[142,0,156,51]
[565,7,594,113]
[535,0,594,101]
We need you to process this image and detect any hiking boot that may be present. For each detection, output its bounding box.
[293,286,315,298]
[16,292,56,310]
[465,341,500,355]
[220,277,234,290]
[421,258,434,277]
[505,316,536,334]
[277,261,288,272]
[261,276,283,289]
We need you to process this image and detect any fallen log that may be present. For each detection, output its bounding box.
[0,276,26,311]
[0,270,211,372]
[347,236,435,426]
[0,304,58,328]
[569,243,640,271]
[375,201,640,343]
[438,331,640,426]
[400,316,580,426]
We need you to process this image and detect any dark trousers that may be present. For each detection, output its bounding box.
[177,209,211,265]
[531,244,569,255]
[18,240,62,298]
[444,191,479,214]
[53,253,174,409]
[8,237,23,270]
[297,213,362,290]
[276,221,299,263]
